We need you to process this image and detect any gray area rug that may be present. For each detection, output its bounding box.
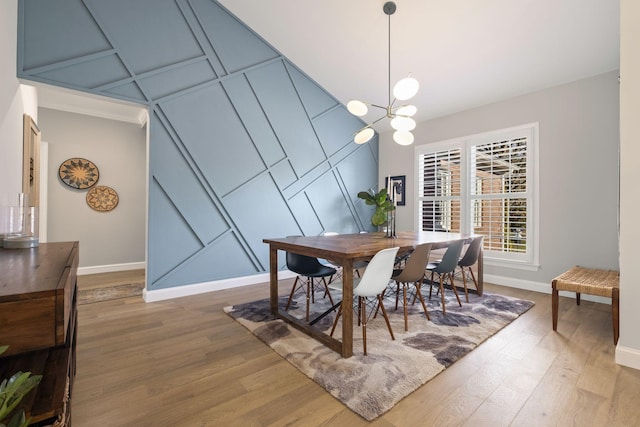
[224,285,534,421]
[78,282,144,305]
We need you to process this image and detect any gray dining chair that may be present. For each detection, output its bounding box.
[389,243,433,331]
[457,236,483,302]
[426,240,465,315]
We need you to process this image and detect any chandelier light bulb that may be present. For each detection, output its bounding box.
[396,104,417,117]
[393,77,419,101]
[393,130,414,145]
[390,116,416,132]
[354,128,375,144]
[347,100,368,116]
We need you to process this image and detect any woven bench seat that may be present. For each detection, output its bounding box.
[552,266,619,344]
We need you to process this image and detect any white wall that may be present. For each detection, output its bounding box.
[0,0,37,197]
[380,71,620,287]
[617,0,640,369]
[1,0,146,272]
[38,108,146,269]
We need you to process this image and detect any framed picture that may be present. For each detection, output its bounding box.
[22,114,41,208]
[385,175,406,206]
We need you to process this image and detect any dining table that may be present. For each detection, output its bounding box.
[263,231,482,358]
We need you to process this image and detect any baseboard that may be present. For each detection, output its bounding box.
[143,270,297,303]
[77,262,146,276]
[616,345,640,370]
[139,270,612,304]
[484,273,612,305]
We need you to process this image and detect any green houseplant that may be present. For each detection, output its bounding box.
[357,188,396,227]
[0,345,42,427]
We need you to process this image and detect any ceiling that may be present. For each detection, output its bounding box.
[37,0,620,131]
[36,83,148,125]
[219,0,619,132]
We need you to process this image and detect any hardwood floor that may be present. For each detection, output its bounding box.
[77,269,145,291]
[72,278,640,426]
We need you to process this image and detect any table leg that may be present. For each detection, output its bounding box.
[477,246,484,296]
[552,281,559,331]
[341,259,354,357]
[612,287,619,345]
[269,246,278,314]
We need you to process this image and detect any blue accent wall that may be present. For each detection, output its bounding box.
[18,0,379,290]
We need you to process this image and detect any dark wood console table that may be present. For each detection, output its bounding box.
[0,242,79,426]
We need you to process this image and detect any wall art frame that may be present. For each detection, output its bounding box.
[385,175,406,206]
[22,114,41,208]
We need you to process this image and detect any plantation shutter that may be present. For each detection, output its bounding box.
[418,147,462,232]
[470,134,529,255]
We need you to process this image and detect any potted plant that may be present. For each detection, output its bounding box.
[0,345,42,427]
[357,188,396,228]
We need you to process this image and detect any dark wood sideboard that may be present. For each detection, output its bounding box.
[0,242,79,426]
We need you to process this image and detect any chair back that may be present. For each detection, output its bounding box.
[284,235,325,275]
[393,243,432,283]
[286,252,328,275]
[353,247,399,297]
[432,240,464,274]
[458,236,484,268]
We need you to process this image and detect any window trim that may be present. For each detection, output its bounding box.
[414,123,540,270]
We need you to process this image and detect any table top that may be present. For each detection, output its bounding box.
[264,231,474,262]
[0,242,78,300]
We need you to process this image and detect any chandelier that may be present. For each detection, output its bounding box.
[347,1,418,146]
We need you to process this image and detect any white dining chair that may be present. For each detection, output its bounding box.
[329,246,399,355]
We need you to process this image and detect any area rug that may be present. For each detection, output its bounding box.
[224,286,534,421]
[78,282,144,305]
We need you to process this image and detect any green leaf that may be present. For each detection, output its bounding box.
[0,372,41,420]
[356,191,373,201]
[6,410,28,427]
[0,346,8,356]
[371,210,387,226]
[375,189,388,204]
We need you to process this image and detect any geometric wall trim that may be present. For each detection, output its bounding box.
[18,0,379,290]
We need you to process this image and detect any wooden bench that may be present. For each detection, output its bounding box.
[552,266,619,344]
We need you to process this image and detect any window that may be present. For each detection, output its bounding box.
[416,124,538,268]
[419,148,461,232]
[473,179,483,228]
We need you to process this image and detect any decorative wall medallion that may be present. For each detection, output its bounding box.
[59,158,99,189]
[86,185,119,212]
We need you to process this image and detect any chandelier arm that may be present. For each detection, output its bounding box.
[369,103,389,111]
[369,115,388,126]
[353,114,388,136]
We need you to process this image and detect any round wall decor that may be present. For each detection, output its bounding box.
[59,158,99,189]
[86,185,119,212]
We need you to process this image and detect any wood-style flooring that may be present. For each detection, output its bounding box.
[77,269,145,291]
[71,274,640,426]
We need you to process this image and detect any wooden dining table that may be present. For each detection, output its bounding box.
[263,231,482,358]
